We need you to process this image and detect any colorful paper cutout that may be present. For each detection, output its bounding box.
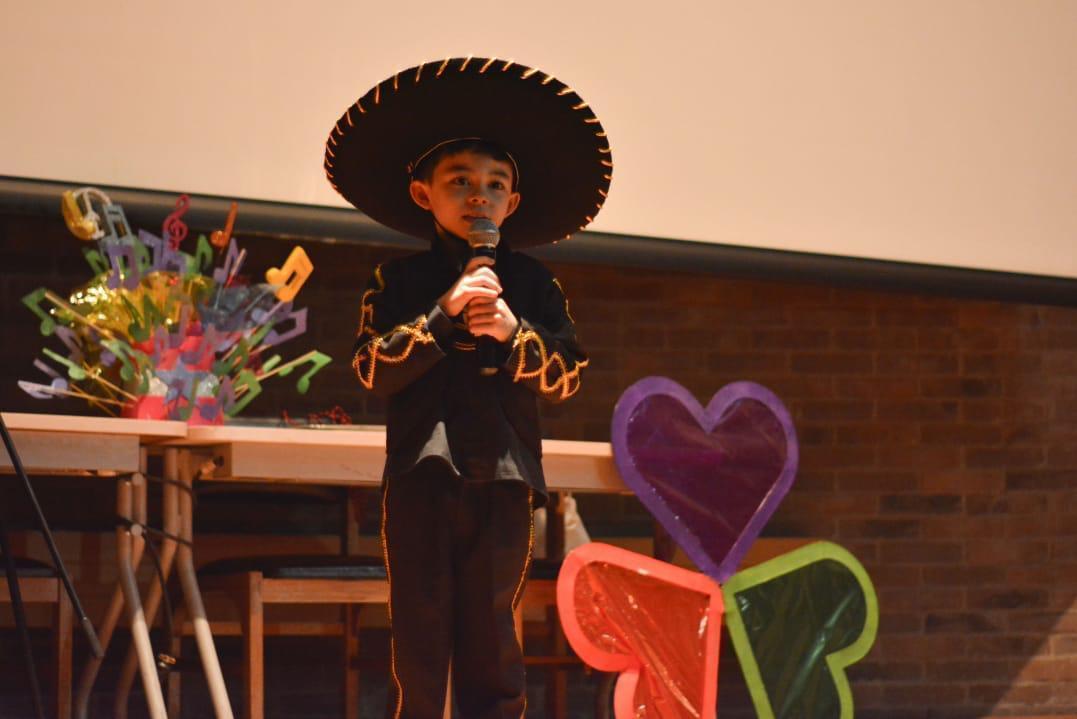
[20,187,331,422]
[161,193,191,249]
[557,542,724,719]
[611,378,798,583]
[265,245,313,302]
[722,542,879,719]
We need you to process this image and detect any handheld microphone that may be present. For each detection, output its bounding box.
[466,218,501,376]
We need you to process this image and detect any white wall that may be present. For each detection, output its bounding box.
[3,0,1075,277]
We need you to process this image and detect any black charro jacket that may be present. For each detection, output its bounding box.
[351,231,587,506]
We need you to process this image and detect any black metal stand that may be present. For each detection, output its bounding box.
[0,412,104,719]
[0,512,46,719]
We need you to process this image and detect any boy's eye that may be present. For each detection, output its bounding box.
[451,176,469,185]
[489,181,505,190]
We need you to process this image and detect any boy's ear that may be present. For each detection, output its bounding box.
[409,180,432,210]
[504,191,522,219]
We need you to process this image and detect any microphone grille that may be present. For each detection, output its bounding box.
[466,218,500,247]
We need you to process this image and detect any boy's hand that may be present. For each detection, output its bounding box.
[438,256,501,317]
[465,296,519,343]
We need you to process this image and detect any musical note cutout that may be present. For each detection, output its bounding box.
[19,359,69,399]
[18,380,64,400]
[120,294,164,344]
[140,230,182,274]
[22,288,57,335]
[102,204,135,244]
[722,542,879,719]
[219,369,263,417]
[105,242,141,290]
[212,238,245,285]
[101,339,152,394]
[18,381,122,414]
[134,239,152,276]
[557,542,724,719]
[275,350,330,393]
[83,247,110,277]
[210,201,238,249]
[265,246,313,302]
[212,336,251,377]
[42,348,86,381]
[162,193,191,249]
[262,307,308,347]
[191,234,215,276]
[61,190,102,240]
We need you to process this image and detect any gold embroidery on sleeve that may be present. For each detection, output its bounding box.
[351,265,436,390]
[511,330,587,400]
[352,320,436,390]
[354,265,385,340]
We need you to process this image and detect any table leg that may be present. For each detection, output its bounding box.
[74,452,151,719]
[117,473,167,718]
[174,448,234,719]
[114,450,182,718]
[54,583,73,719]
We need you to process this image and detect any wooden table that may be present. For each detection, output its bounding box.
[175,424,624,493]
[4,415,625,719]
[0,412,186,719]
[162,424,624,719]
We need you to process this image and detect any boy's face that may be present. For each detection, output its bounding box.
[409,150,521,241]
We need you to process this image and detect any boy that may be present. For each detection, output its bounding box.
[323,57,611,719]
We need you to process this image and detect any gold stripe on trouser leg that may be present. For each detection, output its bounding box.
[381,483,405,719]
[510,490,535,719]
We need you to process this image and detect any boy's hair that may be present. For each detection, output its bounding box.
[409,138,519,189]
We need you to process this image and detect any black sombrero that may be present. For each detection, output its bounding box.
[324,57,612,248]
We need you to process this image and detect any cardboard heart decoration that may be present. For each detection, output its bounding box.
[611,378,798,583]
[556,542,724,719]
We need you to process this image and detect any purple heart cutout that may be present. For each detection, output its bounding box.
[611,377,798,583]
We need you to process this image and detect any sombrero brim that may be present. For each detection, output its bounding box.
[324,57,612,248]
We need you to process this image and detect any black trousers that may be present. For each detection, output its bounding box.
[381,460,534,719]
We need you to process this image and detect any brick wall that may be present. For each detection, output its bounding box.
[3,209,1077,718]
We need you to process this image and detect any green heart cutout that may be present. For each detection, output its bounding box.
[722,542,879,719]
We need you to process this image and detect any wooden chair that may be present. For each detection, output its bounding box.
[0,556,73,719]
[169,554,388,719]
[166,485,388,719]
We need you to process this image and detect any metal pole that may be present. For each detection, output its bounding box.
[0,411,103,657]
[0,512,46,719]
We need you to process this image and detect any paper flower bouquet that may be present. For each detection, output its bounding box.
[20,187,330,424]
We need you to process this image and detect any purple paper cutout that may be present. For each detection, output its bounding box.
[104,242,141,289]
[212,238,244,285]
[611,378,799,583]
[140,229,189,273]
[261,306,307,347]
